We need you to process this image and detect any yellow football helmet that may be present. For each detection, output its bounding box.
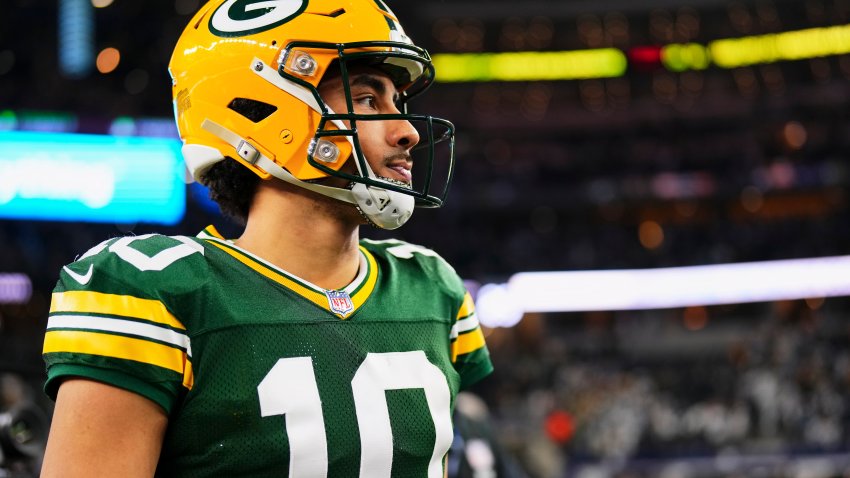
[169,0,455,229]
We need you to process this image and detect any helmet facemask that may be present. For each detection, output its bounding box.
[278,41,456,228]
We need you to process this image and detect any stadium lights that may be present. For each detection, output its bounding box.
[709,23,850,68]
[1,110,77,134]
[432,49,628,82]
[0,274,32,305]
[475,255,850,327]
[0,131,185,224]
[433,23,850,81]
[58,0,94,78]
[660,43,712,72]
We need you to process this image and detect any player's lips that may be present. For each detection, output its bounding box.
[385,158,412,184]
[388,165,412,183]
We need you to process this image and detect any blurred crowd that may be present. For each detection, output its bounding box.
[476,298,850,477]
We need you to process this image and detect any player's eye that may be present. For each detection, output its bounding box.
[354,95,378,111]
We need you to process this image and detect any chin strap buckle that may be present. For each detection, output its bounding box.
[236,140,260,165]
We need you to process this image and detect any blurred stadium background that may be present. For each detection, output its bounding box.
[2,0,850,476]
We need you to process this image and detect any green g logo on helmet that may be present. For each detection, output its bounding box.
[210,0,308,37]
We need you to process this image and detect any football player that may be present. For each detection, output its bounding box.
[40,0,492,476]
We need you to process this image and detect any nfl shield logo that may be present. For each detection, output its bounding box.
[326,289,354,318]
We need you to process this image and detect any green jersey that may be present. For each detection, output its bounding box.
[43,226,492,477]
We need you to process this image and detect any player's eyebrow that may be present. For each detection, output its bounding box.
[350,74,400,103]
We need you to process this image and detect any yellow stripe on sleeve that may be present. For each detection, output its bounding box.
[456,292,475,320]
[50,291,185,330]
[182,359,195,389]
[43,330,189,377]
[451,327,486,362]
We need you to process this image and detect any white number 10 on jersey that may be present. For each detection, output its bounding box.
[257,351,453,478]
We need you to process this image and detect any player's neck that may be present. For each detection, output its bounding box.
[234,181,362,290]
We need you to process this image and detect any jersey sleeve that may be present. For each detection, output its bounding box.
[451,290,493,389]
[43,235,202,414]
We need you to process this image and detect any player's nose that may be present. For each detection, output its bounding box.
[388,118,420,150]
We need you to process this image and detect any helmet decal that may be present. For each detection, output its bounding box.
[371,1,401,33]
[210,0,308,37]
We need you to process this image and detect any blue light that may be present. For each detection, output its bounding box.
[59,0,94,78]
[190,181,223,217]
[0,131,186,224]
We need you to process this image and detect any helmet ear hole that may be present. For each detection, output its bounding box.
[227,98,277,123]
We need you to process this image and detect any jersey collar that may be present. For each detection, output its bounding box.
[197,226,378,319]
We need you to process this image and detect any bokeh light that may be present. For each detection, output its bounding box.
[95,47,120,74]
[639,220,664,250]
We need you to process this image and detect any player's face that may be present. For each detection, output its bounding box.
[318,66,420,186]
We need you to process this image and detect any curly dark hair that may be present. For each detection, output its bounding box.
[200,159,260,224]
[196,98,275,223]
